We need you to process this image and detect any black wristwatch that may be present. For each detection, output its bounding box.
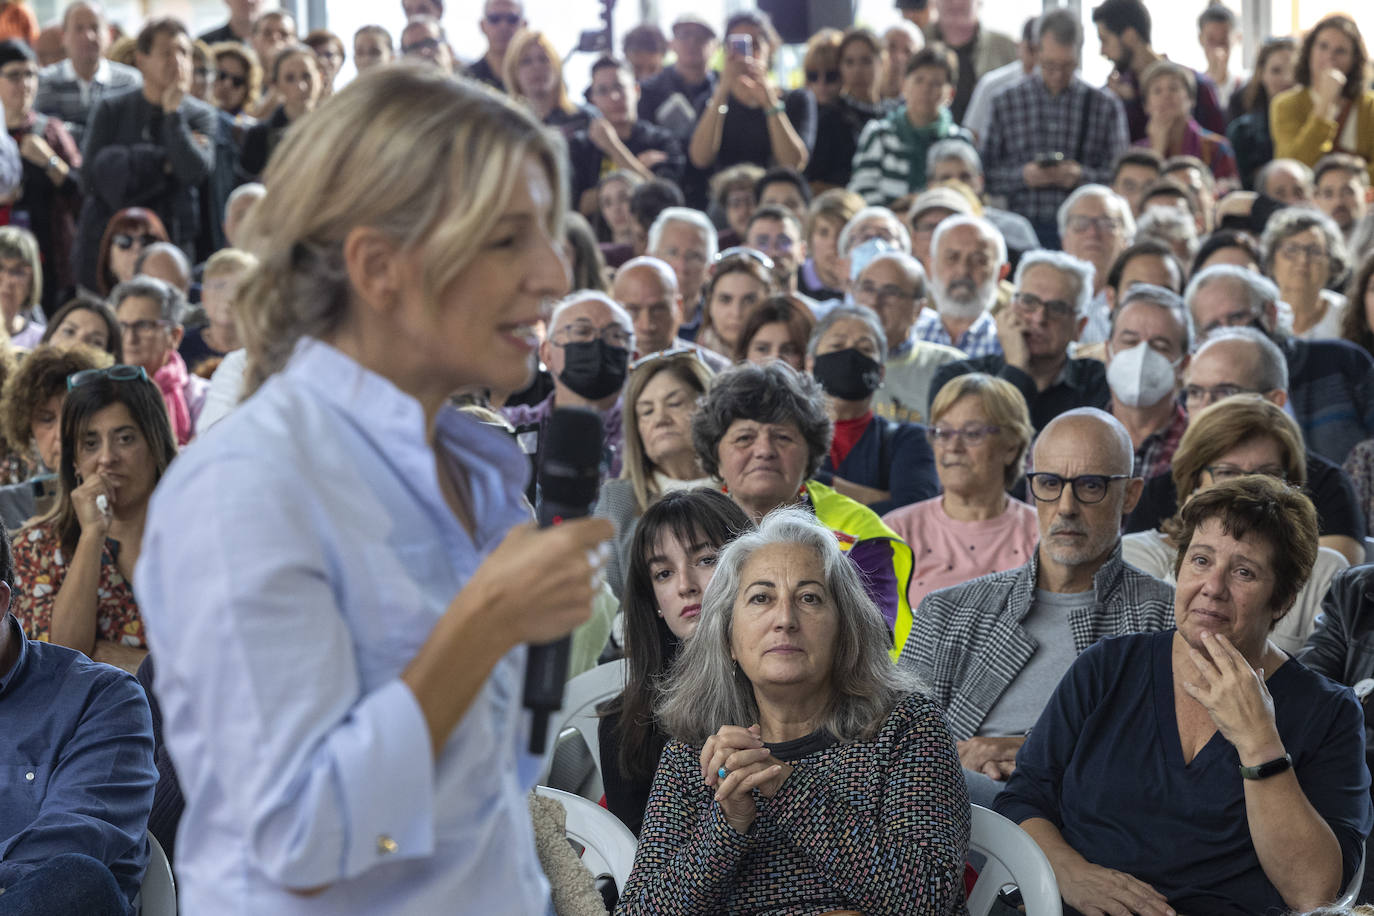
[1238,753,1292,780]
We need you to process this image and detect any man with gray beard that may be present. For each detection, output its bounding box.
[930,249,1110,430]
[913,215,1006,358]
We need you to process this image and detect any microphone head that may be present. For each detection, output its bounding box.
[538,407,604,509]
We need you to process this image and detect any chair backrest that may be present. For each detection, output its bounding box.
[139,833,176,916]
[534,786,638,892]
[1336,841,1367,906]
[539,658,628,792]
[967,805,1063,916]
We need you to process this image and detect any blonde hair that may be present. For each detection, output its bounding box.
[929,373,1034,489]
[236,64,567,394]
[503,30,574,115]
[1170,394,1306,501]
[203,248,259,281]
[620,353,714,513]
[0,227,42,312]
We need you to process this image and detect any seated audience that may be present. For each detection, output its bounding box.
[933,250,1109,431]
[736,295,812,371]
[1110,148,1163,216]
[883,372,1037,611]
[593,170,641,246]
[1256,156,1315,205]
[621,23,666,83]
[1227,37,1297,189]
[688,11,813,178]
[1124,395,1349,654]
[1162,155,1220,231]
[1104,285,1191,481]
[617,508,969,915]
[691,361,915,651]
[914,214,1004,358]
[303,29,343,97]
[807,305,938,515]
[594,349,714,598]
[180,248,252,374]
[1314,153,1372,246]
[1191,228,1262,276]
[612,256,725,370]
[804,27,884,189]
[851,250,962,424]
[210,41,260,120]
[597,488,751,836]
[849,44,966,206]
[1186,264,1374,468]
[92,207,168,297]
[399,16,455,75]
[111,276,205,445]
[1128,325,1368,568]
[40,296,120,359]
[351,24,392,72]
[1059,185,1136,344]
[1339,251,1374,360]
[1135,206,1199,272]
[562,211,609,294]
[134,241,192,295]
[898,407,1173,806]
[1271,15,1374,183]
[907,184,976,279]
[11,364,176,673]
[695,249,774,361]
[35,1,142,145]
[1134,60,1237,183]
[0,350,32,486]
[879,20,923,104]
[1101,239,1185,324]
[647,206,716,338]
[999,475,1371,915]
[839,204,912,260]
[504,30,594,136]
[743,205,810,304]
[0,527,158,915]
[797,188,863,302]
[799,29,841,116]
[0,227,46,348]
[926,139,1040,270]
[707,163,763,248]
[1262,206,1351,340]
[239,44,321,178]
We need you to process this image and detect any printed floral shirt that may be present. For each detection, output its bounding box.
[11,520,144,647]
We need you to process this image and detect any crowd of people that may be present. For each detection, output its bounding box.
[1,0,1374,912]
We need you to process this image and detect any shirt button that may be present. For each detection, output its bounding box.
[24,772,33,781]
[377,835,398,855]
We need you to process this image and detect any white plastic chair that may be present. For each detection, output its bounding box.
[534,786,638,893]
[966,805,1062,916]
[539,658,628,798]
[138,833,176,916]
[1335,841,1366,906]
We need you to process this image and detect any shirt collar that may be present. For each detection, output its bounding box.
[60,57,109,85]
[0,612,29,697]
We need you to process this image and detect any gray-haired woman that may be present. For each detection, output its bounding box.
[615,508,970,916]
[1261,206,1351,340]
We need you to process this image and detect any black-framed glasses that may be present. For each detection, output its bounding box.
[113,232,159,250]
[1204,464,1287,483]
[713,246,774,272]
[551,320,633,349]
[630,346,709,371]
[215,70,246,87]
[1027,472,1132,504]
[67,365,149,391]
[1012,291,1076,320]
[1182,384,1263,407]
[804,69,840,83]
[118,318,171,338]
[485,12,522,25]
[928,424,1001,445]
[402,37,441,55]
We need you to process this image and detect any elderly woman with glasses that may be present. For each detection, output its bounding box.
[999,474,1372,916]
[10,365,177,673]
[1261,207,1351,340]
[805,304,938,515]
[595,349,715,598]
[111,276,206,446]
[883,373,1038,610]
[693,360,916,657]
[1124,395,1349,654]
[617,508,969,916]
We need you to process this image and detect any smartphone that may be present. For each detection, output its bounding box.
[1036,152,1065,168]
[727,33,753,59]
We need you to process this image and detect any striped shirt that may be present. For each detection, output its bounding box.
[914,307,1002,358]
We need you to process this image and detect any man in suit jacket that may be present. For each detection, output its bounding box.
[35,1,141,145]
[897,407,1174,805]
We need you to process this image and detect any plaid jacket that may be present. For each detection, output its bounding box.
[897,544,1174,741]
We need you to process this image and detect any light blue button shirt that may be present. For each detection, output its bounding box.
[136,338,553,914]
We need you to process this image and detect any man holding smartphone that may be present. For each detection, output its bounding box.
[981,8,1128,249]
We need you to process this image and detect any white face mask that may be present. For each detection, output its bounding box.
[1106,341,1179,408]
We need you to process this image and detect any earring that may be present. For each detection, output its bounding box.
[656,609,663,617]
[720,482,729,495]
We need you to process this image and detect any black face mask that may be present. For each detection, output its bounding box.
[812,348,883,401]
[558,340,630,401]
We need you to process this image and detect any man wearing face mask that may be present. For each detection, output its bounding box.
[805,305,939,516]
[502,292,635,486]
[1103,285,1191,482]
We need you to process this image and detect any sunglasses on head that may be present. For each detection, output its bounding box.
[805,69,840,84]
[485,12,521,25]
[713,246,775,272]
[67,365,149,391]
[215,70,246,88]
[113,233,160,250]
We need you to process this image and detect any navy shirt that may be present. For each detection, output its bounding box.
[0,613,157,910]
[997,630,1372,915]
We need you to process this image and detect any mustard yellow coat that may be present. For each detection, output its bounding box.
[1270,86,1374,184]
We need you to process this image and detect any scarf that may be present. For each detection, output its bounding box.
[154,349,193,446]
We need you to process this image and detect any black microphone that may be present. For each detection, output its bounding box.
[525,407,605,753]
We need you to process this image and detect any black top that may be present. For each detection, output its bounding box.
[1125,450,1367,542]
[238,106,290,179]
[198,23,243,45]
[597,706,663,837]
[709,87,817,173]
[804,95,884,187]
[566,120,685,207]
[930,354,1111,432]
[465,57,503,91]
[178,326,226,375]
[637,65,717,141]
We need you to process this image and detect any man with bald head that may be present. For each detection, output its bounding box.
[899,407,1174,805]
[502,291,635,482]
[136,242,192,295]
[851,250,963,423]
[36,1,142,144]
[611,256,727,371]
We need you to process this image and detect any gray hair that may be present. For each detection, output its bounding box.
[616,255,679,296]
[1036,407,1134,476]
[1014,249,1096,318]
[838,206,912,257]
[1260,206,1350,285]
[1194,326,1289,392]
[647,207,718,262]
[1110,283,1194,353]
[806,304,889,363]
[1035,7,1083,48]
[1058,184,1137,241]
[109,275,186,327]
[861,251,927,300]
[656,506,920,745]
[1184,264,1281,330]
[692,361,832,482]
[547,290,634,338]
[134,242,192,282]
[1135,207,1198,260]
[926,139,982,180]
[226,182,266,211]
[930,213,1008,270]
[1256,158,1314,198]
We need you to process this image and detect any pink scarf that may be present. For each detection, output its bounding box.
[154,349,193,446]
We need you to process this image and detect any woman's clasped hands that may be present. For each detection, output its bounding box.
[700,724,793,834]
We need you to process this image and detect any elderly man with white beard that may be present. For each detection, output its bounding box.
[913,215,1007,358]
[930,250,1110,430]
